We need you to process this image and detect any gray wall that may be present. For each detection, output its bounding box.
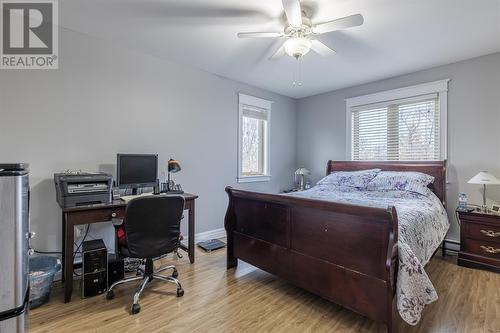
[0,29,297,252]
[297,52,500,242]
[1,26,498,251]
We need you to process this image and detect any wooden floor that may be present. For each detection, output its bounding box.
[30,247,500,333]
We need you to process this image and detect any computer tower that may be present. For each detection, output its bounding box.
[107,254,124,287]
[81,239,107,298]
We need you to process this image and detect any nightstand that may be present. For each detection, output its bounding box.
[457,209,500,273]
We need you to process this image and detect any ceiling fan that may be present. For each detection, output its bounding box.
[237,0,364,60]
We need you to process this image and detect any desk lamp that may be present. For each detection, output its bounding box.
[167,159,181,192]
[295,168,311,190]
[467,171,500,212]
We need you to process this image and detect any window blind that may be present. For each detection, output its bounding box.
[242,104,268,120]
[351,93,440,161]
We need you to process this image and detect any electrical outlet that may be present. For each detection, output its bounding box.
[75,225,85,238]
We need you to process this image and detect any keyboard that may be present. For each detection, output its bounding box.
[119,192,154,203]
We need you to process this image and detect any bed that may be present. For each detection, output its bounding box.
[224,161,449,333]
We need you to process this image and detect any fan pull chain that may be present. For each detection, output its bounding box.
[292,59,297,86]
[292,57,303,87]
[298,58,302,86]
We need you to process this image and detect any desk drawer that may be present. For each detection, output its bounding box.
[104,208,125,220]
[464,238,500,259]
[68,208,125,225]
[94,208,125,221]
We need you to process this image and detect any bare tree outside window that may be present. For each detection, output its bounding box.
[242,116,264,175]
[352,98,439,161]
[238,94,271,182]
[398,100,438,160]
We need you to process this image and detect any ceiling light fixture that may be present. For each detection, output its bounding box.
[237,0,364,62]
[284,37,312,59]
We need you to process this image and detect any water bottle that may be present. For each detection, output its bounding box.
[458,192,468,211]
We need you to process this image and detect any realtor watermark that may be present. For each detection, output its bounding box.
[1,0,58,69]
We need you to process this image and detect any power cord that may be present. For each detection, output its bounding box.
[74,224,91,258]
[34,224,113,278]
[73,224,91,277]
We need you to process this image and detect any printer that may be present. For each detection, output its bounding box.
[54,172,113,208]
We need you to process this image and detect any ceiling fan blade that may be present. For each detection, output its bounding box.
[312,14,364,34]
[119,2,273,24]
[282,0,302,28]
[310,40,336,56]
[270,44,286,60]
[237,32,284,39]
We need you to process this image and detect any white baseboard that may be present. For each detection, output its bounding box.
[186,227,226,244]
[443,238,460,253]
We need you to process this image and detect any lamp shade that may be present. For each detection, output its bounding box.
[168,159,181,173]
[467,171,500,185]
[295,168,311,175]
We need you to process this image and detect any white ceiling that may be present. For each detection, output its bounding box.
[61,0,500,99]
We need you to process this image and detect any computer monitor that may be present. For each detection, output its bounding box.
[117,154,158,194]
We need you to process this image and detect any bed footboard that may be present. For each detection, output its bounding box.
[224,186,399,333]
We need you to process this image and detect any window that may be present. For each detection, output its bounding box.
[238,94,272,182]
[346,80,449,161]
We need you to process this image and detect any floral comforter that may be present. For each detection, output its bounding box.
[285,186,449,325]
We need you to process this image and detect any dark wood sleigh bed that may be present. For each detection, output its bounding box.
[224,161,446,333]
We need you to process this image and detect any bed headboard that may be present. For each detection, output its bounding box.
[326,160,447,206]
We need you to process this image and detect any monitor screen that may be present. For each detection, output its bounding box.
[117,154,158,188]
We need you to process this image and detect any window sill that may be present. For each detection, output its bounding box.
[237,175,271,183]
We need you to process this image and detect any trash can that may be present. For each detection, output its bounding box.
[29,256,61,309]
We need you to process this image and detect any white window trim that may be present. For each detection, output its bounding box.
[345,79,450,161]
[238,93,272,183]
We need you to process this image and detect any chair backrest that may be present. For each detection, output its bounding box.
[124,195,185,258]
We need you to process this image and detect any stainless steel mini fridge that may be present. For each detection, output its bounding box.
[0,163,31,333]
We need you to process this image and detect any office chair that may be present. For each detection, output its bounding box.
[106,195,185,314]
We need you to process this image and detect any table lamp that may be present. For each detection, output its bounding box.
[295,168,311,191]
[167,159,181,192]
[467,171,500,212]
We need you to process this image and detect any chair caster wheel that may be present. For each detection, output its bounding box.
[172,270,178,278]
[106,290,114,300]
[131,303,141,315]
[176,288,184,297]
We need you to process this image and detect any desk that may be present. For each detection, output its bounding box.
[61,193,198,303]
